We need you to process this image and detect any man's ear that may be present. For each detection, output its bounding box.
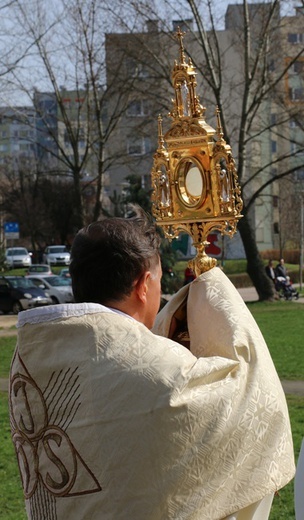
[134,271,151,304]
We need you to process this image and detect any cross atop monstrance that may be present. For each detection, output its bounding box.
[150,29,243,275]
[175,26,186,64]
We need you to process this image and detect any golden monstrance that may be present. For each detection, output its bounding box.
[151,29,243,275]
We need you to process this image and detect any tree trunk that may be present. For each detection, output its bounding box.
[238,214,274,301]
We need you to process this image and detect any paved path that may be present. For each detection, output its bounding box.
[238,284,304,303]
[0,315,18,329]
[237,286,259,302]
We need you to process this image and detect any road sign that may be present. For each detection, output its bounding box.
[4,222,20,239]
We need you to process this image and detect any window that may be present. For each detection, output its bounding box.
[127,99,150,117]
[256,228,264,242]
[268,60,275,72]
[7,248,28,256]
[126,58,149,78]
[127,136,152,156]
[273,196,279,208]
[127,137,142,155]
[271,140,277,153]
[292,61,303,74]
[296,168,304,181]
[291,143,304,155]
[290,119,299,128]
[172,20,193,32]
[273,222,279,234]
[137,63,149,78]
[289,88,304,101]
[20,143,30,151]
[288,33,303,44]
[64,130,70,145]
[270,113,276,125]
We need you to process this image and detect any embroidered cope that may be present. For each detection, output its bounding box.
[9,268,295,519]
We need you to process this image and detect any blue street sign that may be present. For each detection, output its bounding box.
[4,222,20,239]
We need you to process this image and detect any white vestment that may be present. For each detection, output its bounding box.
[9,268,294,519]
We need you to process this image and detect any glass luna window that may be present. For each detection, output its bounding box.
[177,159,205,208]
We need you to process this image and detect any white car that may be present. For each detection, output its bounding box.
[27,275,74,304]
[26,264,53,277]
[43,245,70,266]
[5,247,32,268]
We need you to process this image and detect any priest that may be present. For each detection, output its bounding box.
[9,208,295,520]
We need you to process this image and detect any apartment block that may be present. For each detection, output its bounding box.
[0,106,37,162]
[104,4,304,252]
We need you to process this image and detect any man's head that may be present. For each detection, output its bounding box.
[70,208,162,328]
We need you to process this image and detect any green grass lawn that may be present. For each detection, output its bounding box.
[1,266,63,277]
[175,258,300,280]
[269,393,303,520]
[0,298,303,518]
[0,393,27,520]
[248,301,304,380]
[0,337,16,377]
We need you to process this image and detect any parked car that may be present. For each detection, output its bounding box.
[5,247,32,269]
[43,245,70,266]
[28,275,74,304]
[59,267,71,278]
[0,276,52,314]
[26,264,53,277]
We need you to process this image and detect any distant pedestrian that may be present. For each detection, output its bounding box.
[183,266,196,285]
[265,259,276,284]
[275,258,287,279]
[275,258,299,299]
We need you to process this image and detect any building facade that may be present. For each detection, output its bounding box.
[275,6,304,250]
[0,3,302,252]
[104,3,304,253]
[0,106,37,162]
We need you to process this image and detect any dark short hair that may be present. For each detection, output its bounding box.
[70,208,161,304]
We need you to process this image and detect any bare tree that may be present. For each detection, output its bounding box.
[108,0,304,300]
[0,156,76,248]
[1,0,303,301]
[0,0,39,85]
[1,0,149,232]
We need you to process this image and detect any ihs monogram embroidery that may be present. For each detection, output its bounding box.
[10,354,101,518]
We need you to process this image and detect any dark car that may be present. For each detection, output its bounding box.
[0,276,52,314]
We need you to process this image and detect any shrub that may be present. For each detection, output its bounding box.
[227,273,252,288]
[261,249,300,264]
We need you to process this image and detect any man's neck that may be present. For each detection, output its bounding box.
[104,296,145,325]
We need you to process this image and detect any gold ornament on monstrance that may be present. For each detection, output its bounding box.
[151,28,243,275]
